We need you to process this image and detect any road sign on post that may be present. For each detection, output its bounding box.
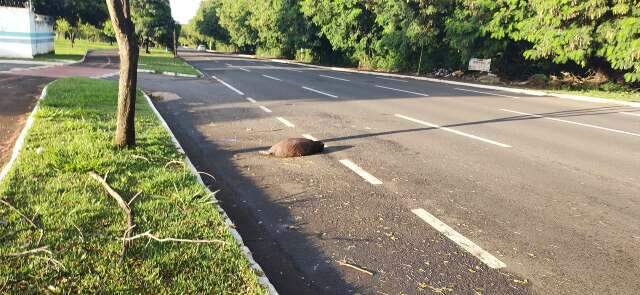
[469,58,491,72]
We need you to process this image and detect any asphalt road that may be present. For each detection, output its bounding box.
[139,51,639,294]
[0,71,52,168]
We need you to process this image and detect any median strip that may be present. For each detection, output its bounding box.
[395,114,511,148]
[0,77,268,293]
[302,86,338,98]
[411,208,506,269]
[501,108,640,138]
[375,85,429,97]
[339,159,383,185]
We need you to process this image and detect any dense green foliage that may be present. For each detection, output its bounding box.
[132,0,177,52]
[37,0,178,53]
[188,0,640,84]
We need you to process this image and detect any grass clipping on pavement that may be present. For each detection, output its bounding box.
[0,78,265,293]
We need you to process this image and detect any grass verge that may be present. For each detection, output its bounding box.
[34,39,200,76]
[139,52,201,76]
[0,78,265,293]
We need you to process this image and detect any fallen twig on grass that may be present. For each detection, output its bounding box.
[122,230,227,245]
[3,246,51,257]
[197,171,216,182]
[4,246,66,270]
[89,172,134,260]
[164,160,185,169]
[336,259,374,276]
[0,198,38,230]
[131,154,150,162]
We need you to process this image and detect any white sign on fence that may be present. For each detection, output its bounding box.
[468,58,491,72]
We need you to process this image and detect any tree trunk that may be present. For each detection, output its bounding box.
[172,28,177,58]
[106,0,139,147]
[145,39,150,54]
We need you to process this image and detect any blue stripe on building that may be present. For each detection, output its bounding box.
[0,31,55,37]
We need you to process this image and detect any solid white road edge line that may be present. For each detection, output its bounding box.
[262,74,282,81]
[620,112,640,117]
[339,159,383,185]
[319,74,350,82]
[211,75,244,95]
[455,88,521,99]
[259,106,273,113]
[0,82,51,183]
[411,208,506,269]
[246,97,257,103]
[376,85,429,97]
[142,92,278,294]
[276,117,295,128]
[377,76,408,83]
[395,114,512,148]
[302,86,338,98]
[500,109,640,138]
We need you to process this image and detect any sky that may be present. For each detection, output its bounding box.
[170,0,202,24]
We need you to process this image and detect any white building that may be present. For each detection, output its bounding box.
[0,3,54,58]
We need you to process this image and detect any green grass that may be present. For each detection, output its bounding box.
[0,78,266,293]
[550,88,640,102]
[139,50,201,76]
[34,39,200,76]
[35,39,117,62]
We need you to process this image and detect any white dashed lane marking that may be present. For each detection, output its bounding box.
[259,106,272,113]
[238,67,251,72]
[395,114,511,148]
[211,75,244,95]
[501,109,640,138]
[302,86,338,98]
[262,74,282,81]
[246,97,257,103]
[276,117,295,128]
[375,85,429,97]
[412,208,506,269]
[339,159,383,185]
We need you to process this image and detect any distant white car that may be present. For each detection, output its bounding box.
[196,45,206,52]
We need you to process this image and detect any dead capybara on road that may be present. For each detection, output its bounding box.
[260,138,325,157]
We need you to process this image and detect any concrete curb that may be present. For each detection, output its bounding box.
[202,51,639,108]
[0,60,64,66]
[0,82,52,183]
[137,68,200,78]
[143,93,278,295]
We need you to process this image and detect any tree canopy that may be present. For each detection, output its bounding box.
[186,0,640,84]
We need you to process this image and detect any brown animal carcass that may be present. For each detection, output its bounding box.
[260,138,324,157]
